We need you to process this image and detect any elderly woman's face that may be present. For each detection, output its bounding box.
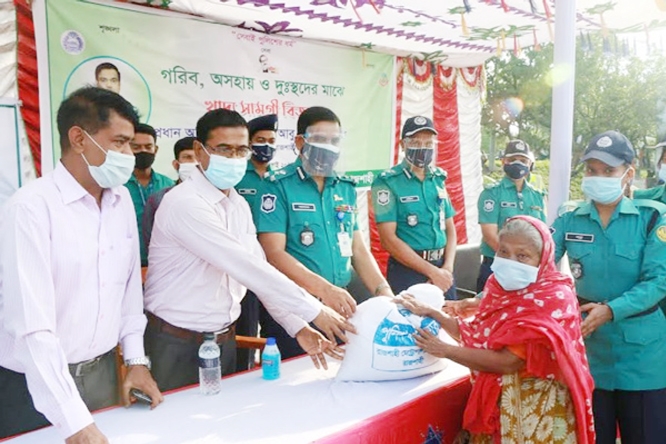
[496,234,541,267]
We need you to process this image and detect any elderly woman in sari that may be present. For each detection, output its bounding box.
[397,216,595,443]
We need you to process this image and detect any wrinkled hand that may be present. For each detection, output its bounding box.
[394,294,437,318]
[427,268,454,293]
[413,327,450,359]
[443,298,481,318]
[580,303,613,337]
[65,424,108,444]
[121,365,164,409]
[320,285,357,317]
[312,305,357,344]
[295,326,344,370]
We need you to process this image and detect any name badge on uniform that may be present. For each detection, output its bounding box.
[237,188,256,195]
[292,203,316,212]
[300,226,314,247]
[500,201,517,208]
[439,209,446,230]
[399,195,420,203]
[337,232,353,257]
[565,233,594,243]
[407,214,418,227]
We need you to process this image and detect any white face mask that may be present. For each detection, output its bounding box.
[81,131,135,188]
[177,162,198,181]
[491,256,539,291]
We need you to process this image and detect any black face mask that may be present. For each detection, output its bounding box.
[405,148,434,168]
[251,144,276,163]
[134,152,155,170]
[301,142,340,177]
[503,161,530,180]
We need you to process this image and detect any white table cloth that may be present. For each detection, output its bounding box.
[7,357,470,444]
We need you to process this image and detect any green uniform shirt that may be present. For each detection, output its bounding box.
[552,197,666,391]
[124,170,174,266]
[633,183,666,205]
[253,158,358,287]
[477,176,546,257]
[371,161,456,251]
[235,162,272,209]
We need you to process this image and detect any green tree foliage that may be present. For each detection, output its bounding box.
[482,36,666,197]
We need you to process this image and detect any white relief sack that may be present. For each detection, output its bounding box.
[336,284,448,381]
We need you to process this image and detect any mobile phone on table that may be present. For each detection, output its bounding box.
[130,388,152,405]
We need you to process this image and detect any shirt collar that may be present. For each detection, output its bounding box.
[190,165,243,205]
[294,157,338,185]
[53,161,122,206]
[576,197,638,217]
[399,160,436,180]
[128,170,154,186]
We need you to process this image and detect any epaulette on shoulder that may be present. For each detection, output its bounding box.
[633,198,666,215]
[266,165,293,182]
[338,175,359,185]
[557,200,584,217]
[378,167,400,179]
[483,180,500,190]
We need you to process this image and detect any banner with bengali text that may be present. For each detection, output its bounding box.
[44,0,395,186]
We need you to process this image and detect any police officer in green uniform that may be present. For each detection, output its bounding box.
[254,106,393,359]
[476,140,545,292]
[634,138,666,203]
[235,114,277,208]
[371,116,458,299]
[552,131,666,444]
[233,114,277,371]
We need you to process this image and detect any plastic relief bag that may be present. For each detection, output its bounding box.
[336,284,449,381]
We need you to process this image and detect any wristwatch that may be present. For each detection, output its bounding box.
[124,356,152,370]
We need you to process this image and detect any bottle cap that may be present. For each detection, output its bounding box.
[266,337,276,346]
[203,332,215,341]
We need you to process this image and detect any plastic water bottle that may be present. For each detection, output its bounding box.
[262,337,281,380]
[199,333,221,395]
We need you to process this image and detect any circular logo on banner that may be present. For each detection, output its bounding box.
[61,30,85,55]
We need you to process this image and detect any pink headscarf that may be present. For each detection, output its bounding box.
[458,215,595,444]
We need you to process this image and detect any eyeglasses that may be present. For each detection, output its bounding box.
[203,144,251,159]
[303,132,345,147]
[403,138,437,149]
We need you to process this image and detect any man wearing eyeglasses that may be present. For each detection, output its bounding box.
[371,116,458,299]
[142,109,354,392]
[254,106,393,359]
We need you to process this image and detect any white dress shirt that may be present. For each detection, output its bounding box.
[144,167,322,337]
[0,162,146,438]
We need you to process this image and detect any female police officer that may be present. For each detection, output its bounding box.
[552,130,666,444]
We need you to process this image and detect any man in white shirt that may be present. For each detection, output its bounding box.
[143,109,353,392]
[0,87,163,443]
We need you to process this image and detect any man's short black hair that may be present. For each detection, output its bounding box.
[297,106,341,135]
[95,62,120,81]
[56,86,139,150]
[174,136,197,160]
[135,123,157,141]
[196,109,248,145]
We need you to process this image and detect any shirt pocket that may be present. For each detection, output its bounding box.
[623,310,666,345]
[566,241,594,262]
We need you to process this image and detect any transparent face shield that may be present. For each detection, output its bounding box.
[300,131,344,177]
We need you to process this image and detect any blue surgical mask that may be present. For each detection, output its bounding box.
[81,131,135,188]
[251,143,276,163]
[491,256,539,291]
[202,147,247,190]
[581,169,629,204]
[503,161,530,180]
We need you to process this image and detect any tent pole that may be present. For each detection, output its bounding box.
[547,0,577,223]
